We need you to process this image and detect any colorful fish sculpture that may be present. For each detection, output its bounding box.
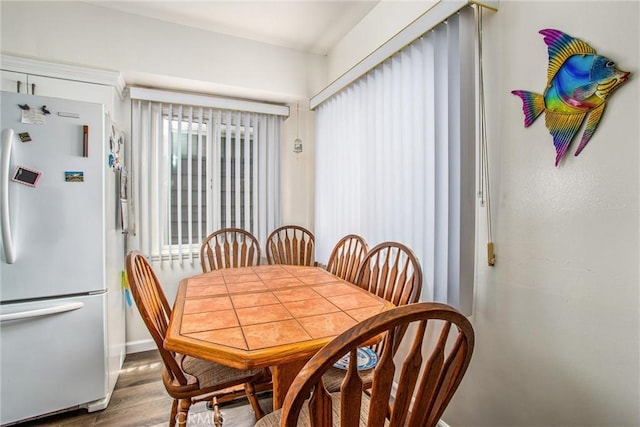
[512,29,630,166]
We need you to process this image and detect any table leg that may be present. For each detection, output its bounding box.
[270,359,309,410]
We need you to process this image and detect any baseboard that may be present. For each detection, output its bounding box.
[438,420,451,427]
[125,338,156,354]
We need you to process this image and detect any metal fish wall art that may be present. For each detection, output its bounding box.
[512,29,630,166]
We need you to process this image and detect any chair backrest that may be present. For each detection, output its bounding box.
[265,225,315,266]
[354,241,423,307]
[326,234,369,283]
[281,302,475,427]
[125,251,188,385]
[200,228,261,272]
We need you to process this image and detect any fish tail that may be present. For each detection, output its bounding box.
[511,90,545,127]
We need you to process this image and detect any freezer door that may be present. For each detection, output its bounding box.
[0,293,108,425]
[1,92,106,301]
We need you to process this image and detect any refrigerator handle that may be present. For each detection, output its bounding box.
[0,302,84,322]
[1,128,16,263]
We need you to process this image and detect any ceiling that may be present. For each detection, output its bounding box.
[87,1,380,55]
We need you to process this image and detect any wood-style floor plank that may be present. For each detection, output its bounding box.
[11,350,271,427]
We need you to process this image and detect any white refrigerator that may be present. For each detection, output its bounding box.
[0,91,125,425]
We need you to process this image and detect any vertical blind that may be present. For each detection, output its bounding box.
[314,6,476,313]
[131,98,282,264]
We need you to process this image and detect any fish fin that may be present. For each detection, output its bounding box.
[545,111,586,166]
[575,103,606,157]
[539,29,596,86]
[573,82,598,101]
[511,90,545,127]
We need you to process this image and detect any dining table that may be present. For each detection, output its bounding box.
[164,264,396,410]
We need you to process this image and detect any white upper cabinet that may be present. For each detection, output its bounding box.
[1,70,30,94]
[1,55,124,121]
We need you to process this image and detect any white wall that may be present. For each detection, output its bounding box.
[327,1,639,425]
[454,1,638,425]
[0,1,326,103]
[327,1,437,81]
[281,100,316,229]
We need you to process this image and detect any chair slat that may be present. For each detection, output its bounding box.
[285,233,293,264]
[298,236,305,265]
[307,239,314,266]
[308,379,333,427]
[371,261,381,295]
[215,239,229,269]
[232,239,239,268]
[407,321,451,427]
[389,319,427,426]
[393,258,410,305]
[338,349,363,427]
[239,240,247,268]
[383,250,397,302]
[425,334,468,427]
[367,331,396,425]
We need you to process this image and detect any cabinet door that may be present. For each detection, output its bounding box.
[0,70,28,93]
[27,74,116,118]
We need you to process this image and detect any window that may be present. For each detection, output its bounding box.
[218,125,255,230]
[168,120,255,245]
[130,91,284,264]
[168,117,207,245]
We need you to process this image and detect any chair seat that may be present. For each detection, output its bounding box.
[321,367,373,393]
[180,355,264,389]
[255,392,385,427]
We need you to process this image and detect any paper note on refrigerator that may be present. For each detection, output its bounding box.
[21,110,46,125]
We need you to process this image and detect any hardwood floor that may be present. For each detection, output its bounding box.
[14,350,272,427]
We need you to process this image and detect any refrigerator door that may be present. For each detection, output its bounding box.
[0,293,108,425]
[0,92,105,301]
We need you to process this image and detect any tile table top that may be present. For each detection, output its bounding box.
[165,265,395,369]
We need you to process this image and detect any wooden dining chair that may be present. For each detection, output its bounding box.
[325,234,369,283]
[255,302,475,427]
[322,241,423,392]
[265,225,315,266]
[125,251,266,427]
[200,228,261,272]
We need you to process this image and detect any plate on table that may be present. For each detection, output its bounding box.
[333,347,378,371]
